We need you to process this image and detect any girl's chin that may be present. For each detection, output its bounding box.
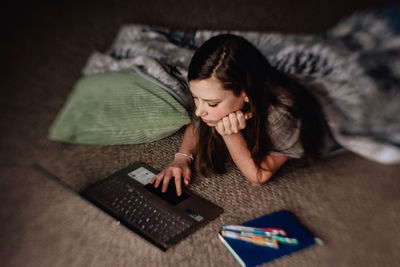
[201,121,217,127]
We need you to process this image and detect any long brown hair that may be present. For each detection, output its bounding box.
[188,34,325,176]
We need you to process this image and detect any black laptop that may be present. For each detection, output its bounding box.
[81,161,223,251]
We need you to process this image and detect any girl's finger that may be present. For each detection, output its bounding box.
[183,168,192,185]
[161,174,172,193]
[155,171,170,188]
[236,111,246,129]
[229,113,239,133]
[172,168,183,196]
[216,120,225,135]
[150,172,162,185]
[244,112,253,120]
[223,117,232,135]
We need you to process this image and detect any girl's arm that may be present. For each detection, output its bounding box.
[216,111,288,185]
[177,122,197,157]
[222,132,288,185]
[150,122,197,195]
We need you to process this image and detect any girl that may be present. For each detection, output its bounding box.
[150,34,334,196]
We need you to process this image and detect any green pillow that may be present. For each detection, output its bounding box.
[49,69,190,145]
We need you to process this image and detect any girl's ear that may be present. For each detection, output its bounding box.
[242,92,250,103]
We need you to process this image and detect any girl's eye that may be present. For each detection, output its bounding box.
[208,103,218,107]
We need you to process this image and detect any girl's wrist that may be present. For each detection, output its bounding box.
[174,152,194,162]
[222,131,243,140]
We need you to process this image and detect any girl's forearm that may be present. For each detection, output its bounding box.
[222,132,266,184]
[222,132,288,185]
[178,123,197,154]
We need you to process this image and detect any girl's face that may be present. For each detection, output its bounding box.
[190,77,248,127]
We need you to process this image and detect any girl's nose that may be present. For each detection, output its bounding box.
[195,102,207,117]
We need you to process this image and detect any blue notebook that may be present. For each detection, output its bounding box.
[218,210,318,267]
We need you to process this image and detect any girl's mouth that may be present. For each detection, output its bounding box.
[202,118,218,124]
[202,119,218,126]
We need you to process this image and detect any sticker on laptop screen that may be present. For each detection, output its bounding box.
[184,209,204,222]
[127,167,155,185]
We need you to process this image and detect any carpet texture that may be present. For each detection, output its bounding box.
[1,0,399,266]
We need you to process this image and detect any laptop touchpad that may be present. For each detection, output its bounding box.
[144,183,190,205]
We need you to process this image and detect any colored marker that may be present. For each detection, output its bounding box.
[258,233,298,245]
[220,230,279,249]
[236,231,299,245]
[262,228,287,236]
[222,225,287,236]
[222,225,298,245]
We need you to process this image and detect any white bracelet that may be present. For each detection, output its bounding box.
[174,152,194,161]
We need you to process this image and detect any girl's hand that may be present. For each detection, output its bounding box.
[215,110,252,136]
[149,156,192,196]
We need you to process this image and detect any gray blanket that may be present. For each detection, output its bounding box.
[83,6,400,164]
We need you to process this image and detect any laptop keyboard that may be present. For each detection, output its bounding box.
[92,177,193,244]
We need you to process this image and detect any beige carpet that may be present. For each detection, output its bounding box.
[1,0,399,266]
[29,128,400,266]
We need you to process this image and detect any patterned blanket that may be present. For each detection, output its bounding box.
[83,6,400,164]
